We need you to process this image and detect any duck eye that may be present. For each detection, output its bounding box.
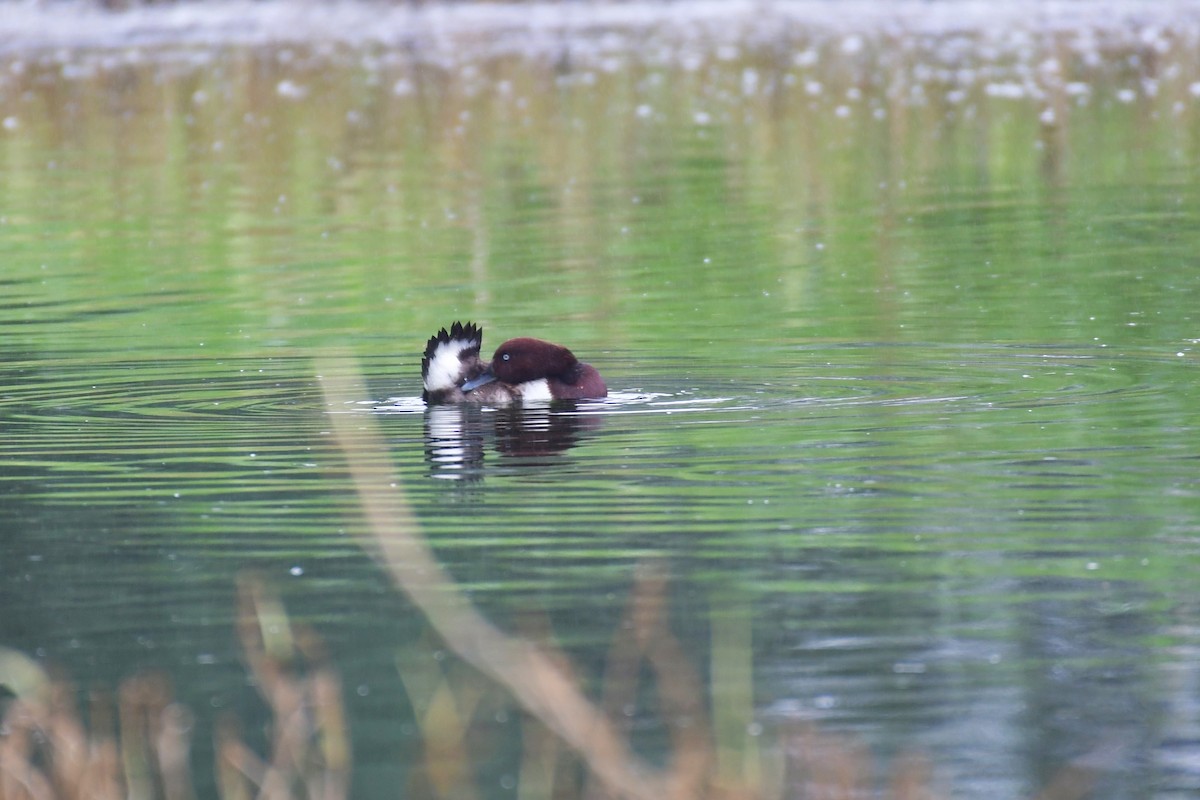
[501,353,510,361]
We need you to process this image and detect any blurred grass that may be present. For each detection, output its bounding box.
[0,356,1113,799]
[0,6,1180,796]
[4,5,1199,359]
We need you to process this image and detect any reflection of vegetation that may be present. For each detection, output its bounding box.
[0,355,1108,800]
[0,577,349,800]
[0,657,197,799]
[316,356,1107,800]
[217,575,350,800]
[2,24,1198,357]
[0,20,1188,798]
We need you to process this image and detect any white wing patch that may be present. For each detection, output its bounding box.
[518,379,552,403]
[423,338,477,392]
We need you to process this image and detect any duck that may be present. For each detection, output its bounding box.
[421,321,607,404]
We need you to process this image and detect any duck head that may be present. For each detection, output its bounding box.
[462,338,578,391]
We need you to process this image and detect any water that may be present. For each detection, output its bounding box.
[1,2,1199,797]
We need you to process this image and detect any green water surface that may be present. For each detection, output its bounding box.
[1,6,1199,797]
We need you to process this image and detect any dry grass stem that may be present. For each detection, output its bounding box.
[316,356,1108,800]
[0,358,1113,800]
[318,356,674,800]
[0,672,193,800]
[220,575,351,800]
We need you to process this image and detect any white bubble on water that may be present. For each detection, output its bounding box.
[741,68,758,95]
[794,49,819,68]
[276,79,307,99]
[986,82,1025,99]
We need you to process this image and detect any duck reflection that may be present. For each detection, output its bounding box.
[424,403,603,479]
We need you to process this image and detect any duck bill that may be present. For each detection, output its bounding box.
[460,369,497,392]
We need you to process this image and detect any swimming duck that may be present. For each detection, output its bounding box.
[421,321,607,404]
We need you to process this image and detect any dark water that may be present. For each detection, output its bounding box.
[2,3,1200,798]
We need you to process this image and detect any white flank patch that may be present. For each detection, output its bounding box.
[519,379,553,403]
[424,339,476,392]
